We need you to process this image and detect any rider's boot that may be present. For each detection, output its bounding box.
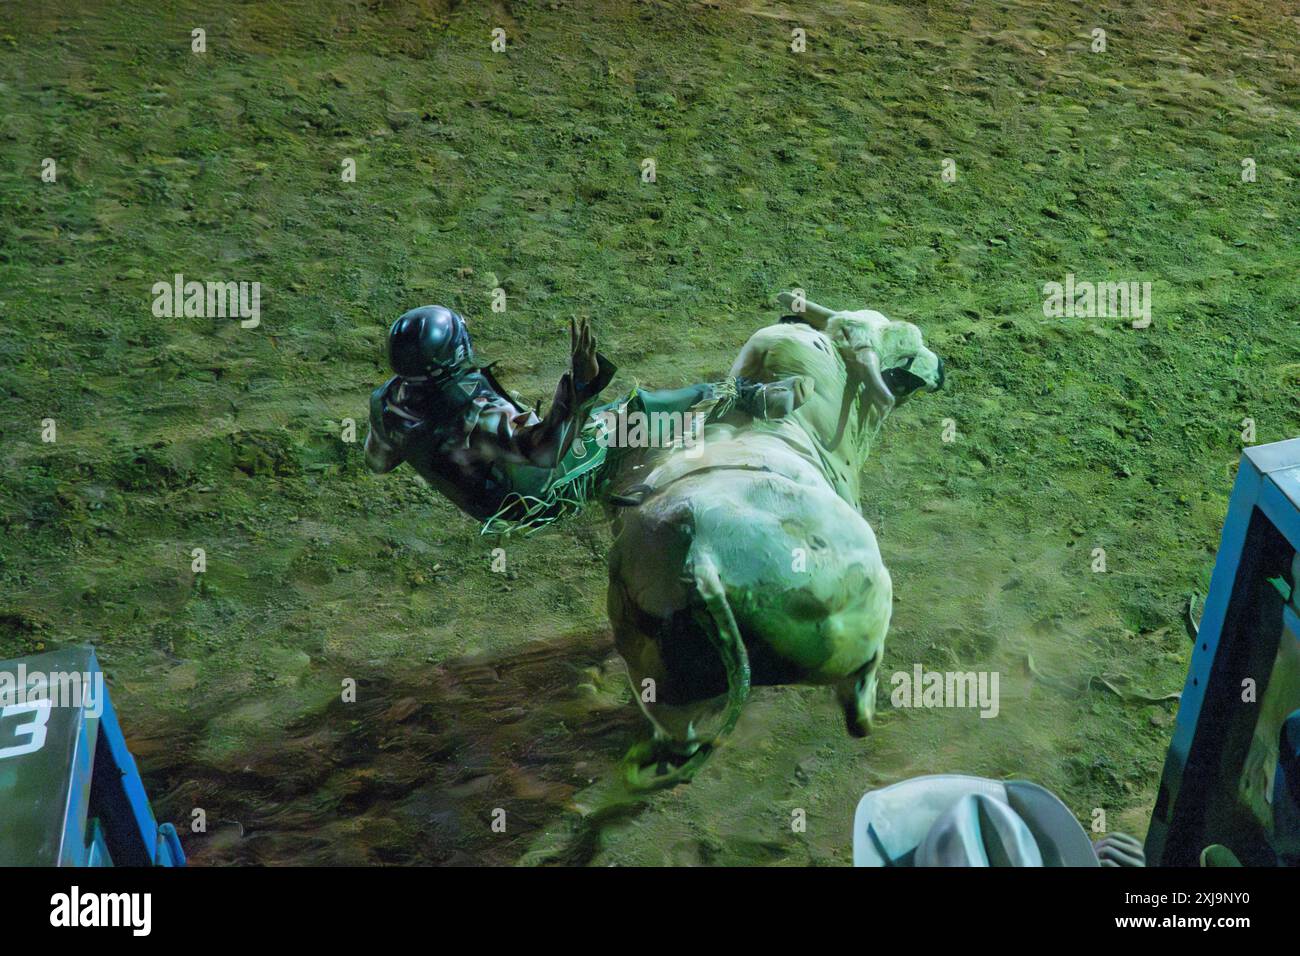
[636,377,809,424]
[606,375,813,509]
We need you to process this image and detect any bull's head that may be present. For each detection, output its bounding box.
[825,308,945,413]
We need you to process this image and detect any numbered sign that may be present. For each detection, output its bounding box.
[0,646,184,867]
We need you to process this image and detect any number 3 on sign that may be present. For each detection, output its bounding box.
[0,700,52,759]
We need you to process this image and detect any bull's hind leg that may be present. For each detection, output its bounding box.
[610,557,751,791]
[608,576,706,789]
[617,644,721,791]
[621,699,713,790]
[834,651,882,738]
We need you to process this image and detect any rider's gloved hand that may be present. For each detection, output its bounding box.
[570,316,600,391]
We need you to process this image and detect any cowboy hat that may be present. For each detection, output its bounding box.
[853,774,1099,867]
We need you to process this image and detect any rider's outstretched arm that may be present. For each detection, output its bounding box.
[468,355,615,468]
[466,317,615,470]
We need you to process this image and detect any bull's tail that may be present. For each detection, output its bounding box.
[692,551,751,738]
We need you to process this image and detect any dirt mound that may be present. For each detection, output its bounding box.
[146,630,640,865]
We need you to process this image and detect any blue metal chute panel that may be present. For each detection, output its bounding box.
[89,689,165,866]
[0,647,100,866]
[1147,437,1300,866]
[156,823,185,867]
[0,646,184,867]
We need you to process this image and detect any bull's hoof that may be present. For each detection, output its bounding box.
[622,738,714,792]
[843,700,873,738]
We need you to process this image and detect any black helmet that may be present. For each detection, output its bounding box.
[386,305,474,383]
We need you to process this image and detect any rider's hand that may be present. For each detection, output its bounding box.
[570,316,599,389]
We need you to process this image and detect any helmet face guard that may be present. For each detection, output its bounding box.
[387,305,475,384]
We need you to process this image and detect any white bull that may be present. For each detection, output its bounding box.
[605,295,944,789]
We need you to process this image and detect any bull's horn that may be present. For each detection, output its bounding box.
[776,291,836,329]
